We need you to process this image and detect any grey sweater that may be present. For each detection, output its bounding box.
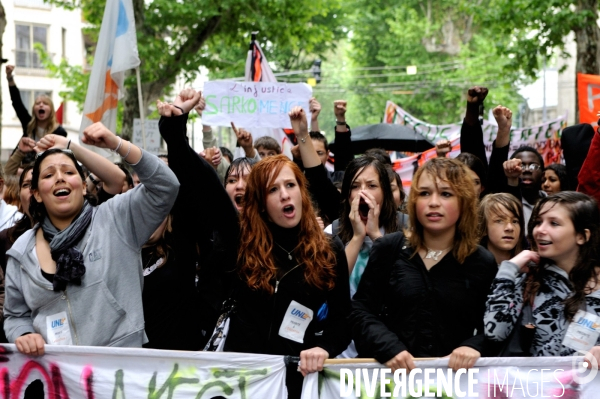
[3,150,179,347]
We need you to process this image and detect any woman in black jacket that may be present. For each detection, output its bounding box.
[141,90,239,350]
[350,157,497,372]
[224,107,351,399]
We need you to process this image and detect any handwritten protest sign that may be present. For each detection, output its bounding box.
[132,119,162,155]
[202,81,312,128]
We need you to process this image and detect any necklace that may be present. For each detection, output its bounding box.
[424,246,451,261]
[274,242,295,261]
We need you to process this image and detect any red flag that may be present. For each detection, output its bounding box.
[56,102,64,124]
[577,73,600,125]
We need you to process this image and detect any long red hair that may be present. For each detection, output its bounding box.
[238,155,336,294]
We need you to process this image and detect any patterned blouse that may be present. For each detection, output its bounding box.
[484,261,600,356]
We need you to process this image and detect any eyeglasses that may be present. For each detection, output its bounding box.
[35,149,74,160]
[522,163,541,172]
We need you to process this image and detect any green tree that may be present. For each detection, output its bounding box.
[313,0,524,129]
[484,0,599,78]
[45,0,346,138]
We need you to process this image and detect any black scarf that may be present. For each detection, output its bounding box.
[41,201,93,291]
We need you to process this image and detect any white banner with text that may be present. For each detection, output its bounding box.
[202,81,312,129]
[303,357,600,398]
[0,345,287,398]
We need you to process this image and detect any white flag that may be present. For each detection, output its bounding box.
[79,0,140,146]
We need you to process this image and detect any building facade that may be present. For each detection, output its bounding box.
[1,0,84,161]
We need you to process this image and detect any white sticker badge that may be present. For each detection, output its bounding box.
[279,300,313,343]
[563,310,600,352]
[46,311,73,345]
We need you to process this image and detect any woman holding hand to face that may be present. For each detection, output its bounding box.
[224,107,351,398]
[350,158,497,372]
[4,123,179,355]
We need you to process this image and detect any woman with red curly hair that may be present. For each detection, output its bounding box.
[223,108,351,398]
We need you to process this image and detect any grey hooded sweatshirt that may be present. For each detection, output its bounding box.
[3,150,179,347]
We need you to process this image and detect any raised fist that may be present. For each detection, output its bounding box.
[334,100,347,120]
[503,158,523,179]
[467,86,488,104]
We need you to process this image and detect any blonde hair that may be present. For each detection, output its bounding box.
[26,95,59,138]
[3,175,20,209]
[406,157,479,263]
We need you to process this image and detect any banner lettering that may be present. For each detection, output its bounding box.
[203,81,312,129]
[0,345,287,398]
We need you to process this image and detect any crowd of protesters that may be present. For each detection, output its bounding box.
[2,64,600,398]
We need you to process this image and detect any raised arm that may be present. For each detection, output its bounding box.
[460,87,489,171]
[6,66,32,132]
[158,89,239,271]
[83,124,178,249]
[333,100,353,173]
[289,106,341,223]
[34,131,126,195]
[487,105,513,194]
[4,137,36,176]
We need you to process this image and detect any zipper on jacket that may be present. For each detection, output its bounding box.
[63,290,79,345]
[268,263,303,342]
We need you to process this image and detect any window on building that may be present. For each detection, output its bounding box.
[18,90,53,112]
[15,24,48,69]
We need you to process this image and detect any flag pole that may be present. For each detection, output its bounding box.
[135,66,146,150]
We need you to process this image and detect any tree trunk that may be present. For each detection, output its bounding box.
[573,0,600,120]
[0,2,6,158]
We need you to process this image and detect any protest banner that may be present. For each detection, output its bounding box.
[0,344,287,398]
[302,357,600,398]
[132,119,161,155]
[577,73,600,126]
[202,81,312,129]
[383,101,567,189]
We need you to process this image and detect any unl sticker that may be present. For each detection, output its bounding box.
[279,300,313,344]
[46,311,73,345]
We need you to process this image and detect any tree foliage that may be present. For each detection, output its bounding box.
[482,0,600,77]
[45,0,346,136]
[310,0,524,132]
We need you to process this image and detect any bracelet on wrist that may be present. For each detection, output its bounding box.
[298,133,309,144]
[121,141,132,159]
[335,120,346,126]
[67,139,71,149]
[173,105,185,114]
[111,136,123,153]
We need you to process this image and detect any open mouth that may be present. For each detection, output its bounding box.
[53,188,70,197]
[38,109,46,116]
[234,194,243,205]
[359,202,369,218]
[283,205,295,216]
[537,240,551,245]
